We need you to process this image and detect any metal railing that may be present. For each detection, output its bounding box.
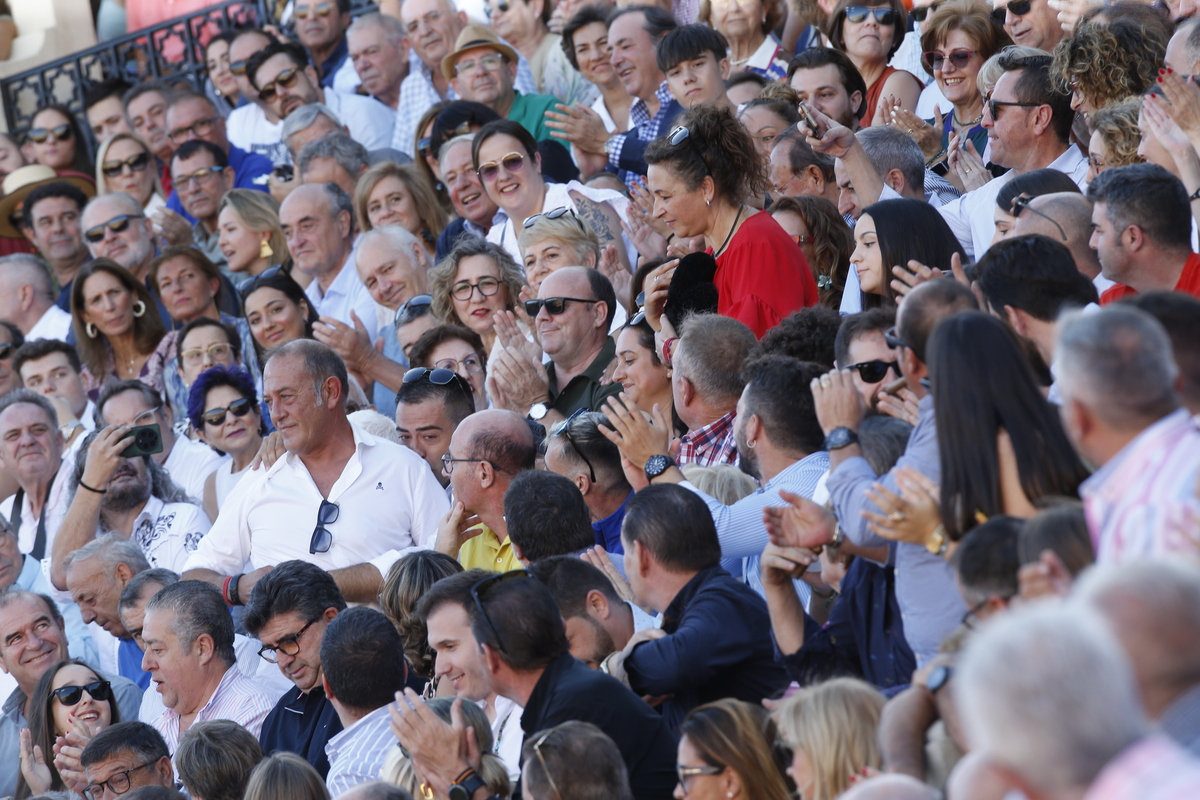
[0,0,378,144]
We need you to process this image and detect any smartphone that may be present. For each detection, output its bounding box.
[120,423,164,459]
[798,101,820,132]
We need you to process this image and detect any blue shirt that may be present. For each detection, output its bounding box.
[373,316,406,418]
[592,491,630,554]
[118,636,152,690]
[316,37,351,90]
[259,684,344,778]
[166,144,273,223]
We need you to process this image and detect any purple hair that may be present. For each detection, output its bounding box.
[187,365,259,433]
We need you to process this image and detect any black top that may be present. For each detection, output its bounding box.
[258,684,344,778]
[521,653,678,800]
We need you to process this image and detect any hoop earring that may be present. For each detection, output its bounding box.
[260,240,274,259]
[86,322,97,339]
[132,300,146,318]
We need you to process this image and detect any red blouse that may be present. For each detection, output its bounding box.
[713,210,818,339]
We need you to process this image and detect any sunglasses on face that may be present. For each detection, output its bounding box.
[417,136,433,161]
[923,48,975,72]
[84,213,144,243]
[259,68,302,103]
[168,117,219,145]
[101,151,152,179]
[295,1,335,19]
[52,680,112,706]
[230,56,254,75]
[202,396,254,427]
[310,499,339,554]
[0,342,14,361]
[28,125,73,144]
[174,165,225,190]
[476,152,526,182]
[991,0,1031,22]
[847,359,899,383]
[984,90,1041,121]
[485,0,511,15]
[844,6,897,24]
[909,1,943,22]
[524,296,596,316]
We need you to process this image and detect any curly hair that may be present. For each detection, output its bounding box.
[378,551,463,679]
[428,238,526,326]
[1089,96,1144,171]
[1051,18,1166,113]
[644,104,769,205]
[770,195,851,310]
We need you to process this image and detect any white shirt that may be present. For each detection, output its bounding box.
[163,434,227,504]
[0,452,75,557]
[227,103,290,167]
[124,495,213,573]
[304,245,381,342]
[489,695,524,781]
[25,304,73,342]
[325,705,396,796]
[331,55,361,96]
[322,89,396,154]
[184,422,449,579]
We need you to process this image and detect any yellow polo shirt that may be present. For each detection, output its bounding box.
[457,525,523,572]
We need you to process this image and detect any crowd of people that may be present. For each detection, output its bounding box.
[1,0,1200,798]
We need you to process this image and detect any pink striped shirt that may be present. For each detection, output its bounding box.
[1084,736,1200,800]
[1081,409,1200,563]
[151,665,276,754]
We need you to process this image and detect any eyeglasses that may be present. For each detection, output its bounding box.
[991,0,1031,22]
[405,366,477,406]
[962,594,1012,628]
[434,355,484,374]
[202,396,254,427]
[1087,154,1106,171]
[417,136,433,162]
[259,67,303,103]
[0,342,14,361]
[257,617,318,662]
[476,152,526,182]
[28,125,73,144]
[909,1,944,22]
[310,499,339,554]
[441,451,505,474]
[524,296,596,316]
[484,0,511,16]
[884,326,909,350]
[470,570,532,654]
[83,761,157,800]
[174,165,225,190]
[668,125,711,176]
[454,53,506,76]
[102,151,151,179]
[182,342,235,368]
[532,729,563,800]
[451,277,502,301]
[1010,193,1067,241]
[168,116,219,145]
[677,764,725,794]
[84,214,144,243]
[294,1,335,19]
[52,680,112,706]
[922,49,975,72]
[984,90,1041,121]
[846,359,898,383]
[395,294,433,326]
[230,53,259,75]
[523,206,581,228]
[553,407,596,484]
[843,6,897,24]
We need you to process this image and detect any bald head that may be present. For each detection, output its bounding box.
[458,409,536,475]
[840,775,941,800]
[1013,193,1102,281]
[1165,17,1200,73]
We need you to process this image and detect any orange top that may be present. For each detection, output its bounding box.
[1099,252,1200,304]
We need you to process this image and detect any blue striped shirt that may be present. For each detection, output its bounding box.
[324,704,397,796]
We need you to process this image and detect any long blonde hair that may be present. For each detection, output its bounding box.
[774,678,886,800]
[681,699,791,800]
[94,132,165,202]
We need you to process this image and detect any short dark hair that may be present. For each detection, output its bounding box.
[727,71,768,94]
[527,556,624,620]
[246,40,310,90]
[472,119,539,167]
[504,471,596,562]
[1018,500,1094,576]
[753,307,842,370]
[742,356,827,455]
[119,568,179,613]
[22,181,89,230]
[80,721,169,769]
[1121,291,1200,414]
[951,515,1022,600]
[467,571,569,670]
[176,317,241,365]
[176,720,264,800]
[548,410,628,493]
[122,80,174,116]
[407,324,487,372]
[84,78,134,112]
[606,4,678,41]
[1087,163,1192,251]
[95,379,163,425]
[144,581,236,666]
[657,24,728,73]
[395,372,475,425]
[622,484,721,572]
[563,4,617,70]
[171,139,229,172]
[897,280,978,364]
[584,268,617,332]
[975,235,1098,321]
[319,606,409,711]
[834,307,895,368]
[13,338,83,377]
[774,125,835,183]
[996,48,1074,144]
[416,568,492,622]
[786,48,868,121]
[242,560,347,637]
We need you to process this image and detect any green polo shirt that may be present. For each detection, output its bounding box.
[507,91,559,143]
[546,336,621,418]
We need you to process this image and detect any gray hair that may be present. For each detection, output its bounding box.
[438,133,475,163]
[0,389,59,430]
[144,580,236,666]
[957,603,1146,794]
[856,127,925,198]
[348,12,407,45]
[297,133,369,183]
[1055,305,1179,429]
[674,313,758,402]
[62,532,151,575]
[0,254,55,300]
[83,190,143,220]
[119,567,180,612]
[280,103,344,145]
[267,339,350,407]
[317,180,356,237]
[359,223,423,258]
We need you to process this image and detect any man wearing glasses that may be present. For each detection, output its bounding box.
[166,141,238,271]
[78,722,175,800]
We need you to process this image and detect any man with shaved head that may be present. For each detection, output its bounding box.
[1011,192,1112,293]
[0,254,72,341]
[433,408,536,572]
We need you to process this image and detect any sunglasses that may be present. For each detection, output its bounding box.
[991,0,1031,22]
[844,6,897,24]
[202,396,255,427]
[524,296,596,316]
[417,136,433,161]
[630,291,647,326]
[84,213,143,243]
[101,151,152,179]
[470,570,533,653]
[294,1,335,19]
[404,366,476,405]
[923,49,975,72]
[395,293,433,326]
[259,67,302,103]
[0,342,14,360]
[485,0,511,15]
[523,206,579,228]
[174,165,226,190]
[532,729,564,799]
[668,124,712,175]
[28,125,73,144]
[884,326,910,350]
[1010,193,1067,241]
[52,680,112,706]
[984,90,1041,121]
[553,407,596,483]
[168,116,218,145]
[230,56,254,76]
[310,499,339,554]
[476,151,526,182]
[909,1,943,22]
[846,359,898,383]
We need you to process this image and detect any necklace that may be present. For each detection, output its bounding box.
[714,204,746,257]
[953,110,983,128]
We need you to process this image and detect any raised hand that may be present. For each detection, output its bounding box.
[762,489,837,550]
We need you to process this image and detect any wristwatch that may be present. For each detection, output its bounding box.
[926,664,953,694]
[644,454,675,481]
[823,426,859,451]
[448,769,488,800]
[925,524,949,557]
[528,402,549,421]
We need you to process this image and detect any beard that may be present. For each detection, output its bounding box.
[104,472,152,513]
[734,425,760,481]
[584,616,616,666]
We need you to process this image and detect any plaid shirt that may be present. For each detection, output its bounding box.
[606,81,678,187]
[677,410,738,468]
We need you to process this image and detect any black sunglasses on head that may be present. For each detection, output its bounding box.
[403,366,476,406]
[52,680,112,706]
[238,264,290,301]
[553,407,596,483]
[395,294,433,327]
[884,326,909,350]
[470,570,535,654]
[846,359,899,383]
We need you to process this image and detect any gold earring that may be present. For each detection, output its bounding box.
[260,239,274,259]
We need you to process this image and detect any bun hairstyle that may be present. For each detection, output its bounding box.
[644,104,769,205]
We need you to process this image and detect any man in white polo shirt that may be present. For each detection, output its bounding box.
[183,340,448,603]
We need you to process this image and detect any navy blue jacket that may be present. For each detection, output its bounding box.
[258,684,343,778]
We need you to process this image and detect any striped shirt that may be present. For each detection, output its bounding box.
[1081,409,1200,563]
[325,704,397,795]
[677,411,739,468]
[151,666,275,754]
[1083,735,1200,800]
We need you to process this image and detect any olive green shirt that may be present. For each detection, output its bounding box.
[546,336,620,417]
